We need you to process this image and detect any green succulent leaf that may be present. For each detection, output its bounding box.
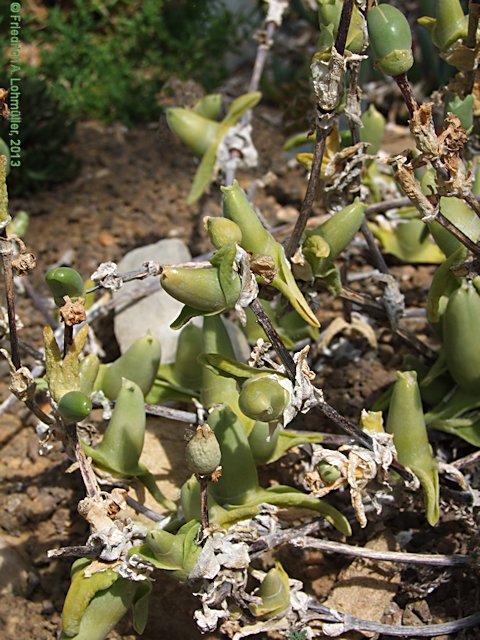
[81,379,175,511]
[370,217,445,264]
[250,562,291,618]
[61,559,119,637]
[387,371,439,526]
[186,91,261,204]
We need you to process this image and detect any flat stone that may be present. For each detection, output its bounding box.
[113,239,193,363]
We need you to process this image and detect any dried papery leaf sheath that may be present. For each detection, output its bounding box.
[386,371,439,526]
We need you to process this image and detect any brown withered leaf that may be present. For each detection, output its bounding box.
[438,114,468,156]
[409,103,438,157]
[392,157,436,219]
[59,296,86,326]
[440,42,480,73]
[250,254,277,283]
[12,252,36,276]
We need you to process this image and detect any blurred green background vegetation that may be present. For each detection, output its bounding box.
[1,0,252,124]
[0,0,254,194]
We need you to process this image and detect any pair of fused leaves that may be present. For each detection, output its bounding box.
[60,558,151,640]
[317,0,366,54]
[419,0,468,51]
[81,378,175,511]
[387,370,439,526]
[161,181,320,329]
[370,213,446,264]
[94,332,161,400]
[160,244,242,330]
[44,324,91,403]
[181,403,351,535]
[135,520,201,582]
[221,180,319,328]
[146,323,203,404]
[301,199,366,293]
[200,315,322,465]
[167,91,261,204]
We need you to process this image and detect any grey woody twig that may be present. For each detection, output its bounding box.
[305,606,480,637]
[290,536,470,567]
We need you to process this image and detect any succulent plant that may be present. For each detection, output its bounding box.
[386,371,439,526]
[367,4,414,77]
[443,280,480,394]
[167,91,261,204]
[185,424,222,475]
[238,374,290,422]
[57,390,92,423]
[317,0,366,53]
[160,245,242,329]
[60,559,151,640]
[98,333,161,401]
[249,562,291,618]
[81,379,175,511]
[222,180,319,328]
[136,520,201,582]
[45,267,84,307]
[419,0,468,52]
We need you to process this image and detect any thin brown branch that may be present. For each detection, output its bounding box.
[463,190,480,222]
[335,0,355,57]
[65,423,100,499]
[452,448,480,470]
[436,210,480,257]
[285,134,327,259]
[63,324,73,358]
[199,475,210,532]
[466,1,480,49]
[47,542,103,560]
[290,536,469,567]
[365,197,412,216]
[250,297,297,379]
[125,495,167,522]
[394,73,418,118]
